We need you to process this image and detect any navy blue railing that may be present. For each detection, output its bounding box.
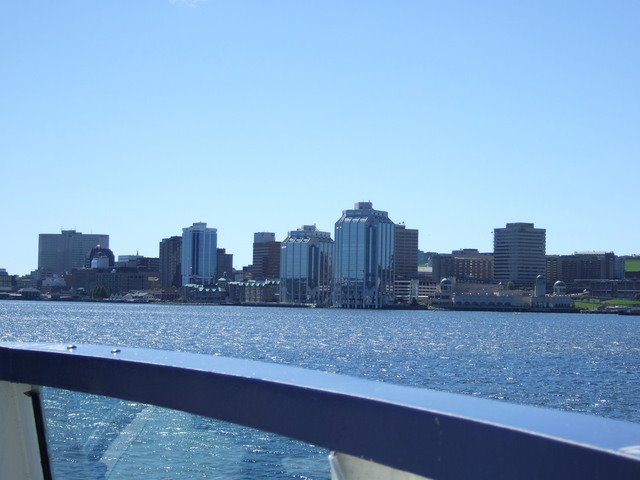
[1,342,639,479]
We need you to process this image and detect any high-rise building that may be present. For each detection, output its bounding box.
[280,225,334,306]
[159,236,182,289]
[38,230,109,274]
[216,248,233,280]
[493,222,546,288]
[394,224,419,280]
[333,202,395,308]
[393,224,419,304]
[181,223,217,286]
[252,232,281,280]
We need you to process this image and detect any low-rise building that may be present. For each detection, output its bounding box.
[435,276,574,310]
[227,280,279,304]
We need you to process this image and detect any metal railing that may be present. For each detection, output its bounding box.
[1,342,640,479]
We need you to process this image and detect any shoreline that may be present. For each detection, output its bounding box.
[4,294,639,315]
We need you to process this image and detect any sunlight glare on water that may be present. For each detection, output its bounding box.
[1,300,640,478]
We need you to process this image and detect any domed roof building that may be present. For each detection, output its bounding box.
[553,280,567,295]
[88,245,115,270]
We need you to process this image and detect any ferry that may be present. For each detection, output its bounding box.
[1,342,639,479]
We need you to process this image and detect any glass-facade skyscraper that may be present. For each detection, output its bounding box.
[333,202,395,308]
[181,222,217,286]
[280,225,333,306]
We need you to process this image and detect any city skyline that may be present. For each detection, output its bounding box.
[2,207,639,278]
[2,2,639,276]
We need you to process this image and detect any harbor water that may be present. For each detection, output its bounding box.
[1,300,639,478]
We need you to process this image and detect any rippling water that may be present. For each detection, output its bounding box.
[1,300,639,478]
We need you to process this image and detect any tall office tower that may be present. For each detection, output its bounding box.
[394,224,419,280]
[38,230,109,274]
[493,222,546,288]
[181,223,217,286]
[159,236,182,289]
[280,225,334,306]
[333,202,395,308]
[252,232,281,280]
[216,248,234,280]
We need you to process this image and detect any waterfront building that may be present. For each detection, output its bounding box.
[435,275,573,310]
[252,233,281,280]
[545,251,616,291]
[67,269,150,295]
[571,278,640,299]
[216,248,234,281]
[393,224,419,303]
[227,279,280,304]
[416,275,438,301]
[279,225,334,306]
[493,223,546,288]
[394,224,419,279]
[531,275,574,309]
[67,251,161,295]
[431,249,494,284]
[38,230,109,274]
[98,270,152,294]
[181,223,217,286]
[451,290,530,309]
[181,284,227,303]
[159,236,182,289]
[333,202,395,308]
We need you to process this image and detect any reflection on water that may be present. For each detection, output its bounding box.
[44,390,329,479]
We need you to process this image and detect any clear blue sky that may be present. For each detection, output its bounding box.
[1,1,638,275]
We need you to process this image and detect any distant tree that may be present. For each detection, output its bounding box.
[92,284,110,300]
